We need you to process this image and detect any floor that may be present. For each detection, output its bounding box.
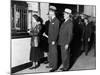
[15,49,96,74]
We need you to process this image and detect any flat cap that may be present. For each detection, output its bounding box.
[49,6,57,11]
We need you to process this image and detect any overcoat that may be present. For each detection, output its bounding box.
[48,17,60,44]
[58,19,73,46]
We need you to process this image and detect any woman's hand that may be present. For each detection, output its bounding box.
[43,33,48,38]
[37,22,41,25]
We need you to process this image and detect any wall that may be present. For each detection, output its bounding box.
[27,2,49,29]
[84,5,96,17]
[27,2,39,30]
[11,38,31,67]
[40,3,49,24]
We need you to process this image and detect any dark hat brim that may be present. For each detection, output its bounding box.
[49,8,56,11]
[63,12,71,14]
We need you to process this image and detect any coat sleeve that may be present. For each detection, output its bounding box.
[53,20,60,42]
[29,28,33,36]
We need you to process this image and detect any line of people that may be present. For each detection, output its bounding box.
[28,6,96,72]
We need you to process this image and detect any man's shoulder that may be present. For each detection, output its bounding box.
[63,20,72,25]
[54,17,59,22]
[52,18,60,26]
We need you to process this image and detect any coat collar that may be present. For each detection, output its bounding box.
[64,18,69,22]
[51,17,56,22]
[64,18,71,24]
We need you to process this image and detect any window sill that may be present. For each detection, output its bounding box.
[11,32,31,39]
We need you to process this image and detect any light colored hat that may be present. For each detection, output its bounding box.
[49,6,56,11]
[64,8,72,14]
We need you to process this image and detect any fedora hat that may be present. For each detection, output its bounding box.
[49,6,57,11]
[64,8,72,14]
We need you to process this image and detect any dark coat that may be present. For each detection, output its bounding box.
[39,21,50,52]
[48,17,60,44]
[30,24,41,47]
[83,22,92,40]
[30,24,44,61]
[44,20,50,35]
[58,19,73,46]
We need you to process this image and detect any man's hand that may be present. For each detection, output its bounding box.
[52,41,55,45]
[37,22,41,25]
[88,38,90,42]
[65,44,68,50]
[27,30,30,33]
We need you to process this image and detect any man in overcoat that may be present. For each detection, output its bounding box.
[58,8,73,71]
[47,6,60,72]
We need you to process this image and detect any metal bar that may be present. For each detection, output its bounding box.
[26,9,28,31]
[25,9,27,31]
[26,8,28,31]
[24,8,28,32]
[38,2,41,16]
[23,9,25,31]
[19,8,21,31]
[27,8,29,32]
[77,5,79,13]
[21,8,23,31]
[14,4,16,29]
[17,7,19,30]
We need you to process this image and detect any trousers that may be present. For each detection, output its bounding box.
[60,45,70,69]
[48,44,58,69]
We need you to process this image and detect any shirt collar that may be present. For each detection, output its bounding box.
[64,18,69,22]
[51,16,56,22]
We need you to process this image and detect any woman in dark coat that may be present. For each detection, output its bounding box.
[83,18,92,56]
[29,14,44,69]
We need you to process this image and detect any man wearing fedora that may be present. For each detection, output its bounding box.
[47,6,60,72]
[58,8,73,71]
